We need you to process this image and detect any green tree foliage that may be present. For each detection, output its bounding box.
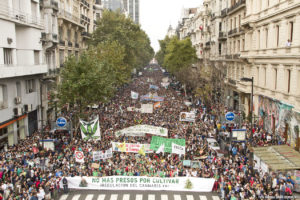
[163,37,197,74]
[155,36,171,66]
[58,10,153,119]
[90,10,154,70]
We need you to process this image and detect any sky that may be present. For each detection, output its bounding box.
[140,0,203,52]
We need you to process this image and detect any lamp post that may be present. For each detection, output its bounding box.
[240,77,254,142]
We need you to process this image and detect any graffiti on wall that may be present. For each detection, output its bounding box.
[258,95,300,147]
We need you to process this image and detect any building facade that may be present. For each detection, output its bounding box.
[0,0,47,148]
[176,0,300,148]
[123,0,139,24]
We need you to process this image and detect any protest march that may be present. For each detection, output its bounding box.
[0,65,297,200]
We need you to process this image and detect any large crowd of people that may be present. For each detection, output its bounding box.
[0,65,296,200]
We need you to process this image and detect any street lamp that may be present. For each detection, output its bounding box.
[240,77,254,142]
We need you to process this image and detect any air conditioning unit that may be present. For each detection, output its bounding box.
[13,107,23,116]
[14,97,22,104]
[24,104,33,113]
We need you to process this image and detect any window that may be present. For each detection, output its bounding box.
[219,43,222,55]
[3,48,13,65]
[233,41,236,53]
[68,50,72,57]
[276,25,280,47]
[25,79,35,93]
[34,50,39,65]
[287,69,291,93]
[0,127,8,137]
[59,50,64,66]
[242,39,245,51]
[257,30,261,49]
[0,85,7,108]
[238,15,241,27]
[67,29,71,40]
[263,67,267,87]
[238,40,240,52]
[75,32,78,43]
[265,28,268,48]
[274,68,277,90]
[289,22,293,42]
[16,81,21,97]
[256,67,259,86]
[59,27,63,40]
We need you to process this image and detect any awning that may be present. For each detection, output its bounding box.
[253,145,300,171]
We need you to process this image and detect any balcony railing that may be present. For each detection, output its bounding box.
[52,34,58,41]
[228,0,246,14]
[225,54,232,59]
[221,8,227,17]
[68,41,73,47]
[0,3,44,27]
[233,54,240,59]
[81,31,91,37]
[59,40,65,46]
[219,31,226,38]
[228,28,237,36]
[58,9,80,25]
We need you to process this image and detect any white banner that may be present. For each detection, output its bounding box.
[111,142,153,153]
[131,91,139,100]
[161,82,170,88]
[172,143,185,155]
[60,176,215,192]
[75,151,84,163]
[141,104,153,114]
[80,117,101,141]
[162,77,169,83]
[93,148,113,161]
[115,125,168,137]
[180,112,196,122]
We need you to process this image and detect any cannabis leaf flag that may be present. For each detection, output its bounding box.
[80,116,101,141]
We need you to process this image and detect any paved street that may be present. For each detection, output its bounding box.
[59,190,221,200]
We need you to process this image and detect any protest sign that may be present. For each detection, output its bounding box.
[191,161,201,168]
[141,104,153,114]
[153,102,161,109]
[131,91,139,100]
[93,148,113,161]
[183,160,191,167]
[162,77,169,83]
[60,176,215,192]
[75,151,85,163]
[111,142,153,153]
[140,93,164,102]
[161,82,170,88]
[91,163,100,169]
[150,85,159,90]
[150,136,185,153]
[115,125,168,137]
[172,143,185,155]
[180,112,196,122]
[39,139,55,151]
[80,116,101,141]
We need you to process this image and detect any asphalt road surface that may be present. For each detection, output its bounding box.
[58,190,221,200]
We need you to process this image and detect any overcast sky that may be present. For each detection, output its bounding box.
[140,0,203,52]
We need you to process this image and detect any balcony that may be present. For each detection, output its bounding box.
[228,28,237,36]
[59,40,65,46]
[221,8,227,17]
[218,32,227,40]
[81,31,91,38]
[58,9,82,27]
[227,0,246,14]
[225,54,232,59]
[0,3,44,28]
[68,41,73,47]
[0,64,48,79]
[233,54,240,59]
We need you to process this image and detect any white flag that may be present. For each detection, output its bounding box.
[75,151,85,163]
[156,144,165,154]
[172,143,185,155]
[131,91,139,99]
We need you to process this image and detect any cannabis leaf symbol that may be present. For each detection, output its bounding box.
[81,120,98,141]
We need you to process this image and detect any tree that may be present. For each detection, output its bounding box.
[163,37,197,74]
[90,10,153,70]
[155,36,171,66]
